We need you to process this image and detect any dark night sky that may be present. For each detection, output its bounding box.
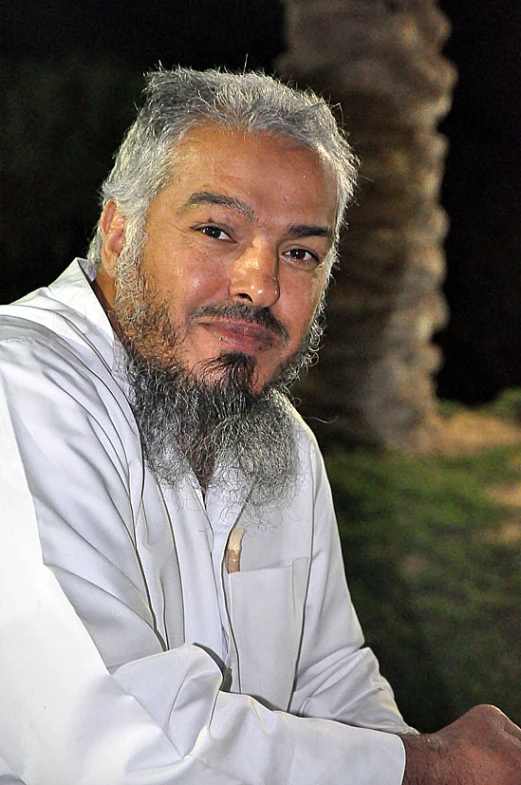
[2,0,520,403]
[2,0,285,71]
[3,2,519,113]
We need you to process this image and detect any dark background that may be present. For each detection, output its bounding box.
[2,0,520,404]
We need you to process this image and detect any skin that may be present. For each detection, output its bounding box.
[402,705,521,784]
[95,123,338,394]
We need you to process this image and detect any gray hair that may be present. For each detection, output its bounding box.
[87,66,358,271]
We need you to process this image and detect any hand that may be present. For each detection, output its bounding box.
[401,704,521,784]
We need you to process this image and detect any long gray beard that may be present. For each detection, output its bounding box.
[113,248,324,508]
[125,346,302,508]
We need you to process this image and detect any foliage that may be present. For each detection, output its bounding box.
[326,402,521,731]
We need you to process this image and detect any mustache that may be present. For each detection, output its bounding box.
[190,302,288,342]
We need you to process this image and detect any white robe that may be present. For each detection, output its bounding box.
[0,260,411,784]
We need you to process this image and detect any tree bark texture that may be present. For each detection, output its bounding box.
[278,0,457,450]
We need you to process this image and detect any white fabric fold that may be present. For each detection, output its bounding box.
[0,261,408,784]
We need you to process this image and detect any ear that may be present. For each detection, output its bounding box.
[99,200,126,278]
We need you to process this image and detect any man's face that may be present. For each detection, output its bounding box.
[99,123,338,395]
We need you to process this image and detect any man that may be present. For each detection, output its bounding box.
[0,67,519,785]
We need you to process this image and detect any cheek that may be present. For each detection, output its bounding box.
[162,273,229,329]
[148,250,223,304]
[306,273,327,320]
[181,265,228,308]
[284,276,325,328]
[275,297,320,351]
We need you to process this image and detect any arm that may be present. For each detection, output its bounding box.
[0,331,406,785]
[401,705,521,784]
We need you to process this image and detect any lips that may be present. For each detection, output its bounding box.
[190,302,288,355]
[201,319,278,353]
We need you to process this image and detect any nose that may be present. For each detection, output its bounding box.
[228,243,280,308]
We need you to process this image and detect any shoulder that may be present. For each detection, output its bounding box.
[0,262,126,415]
[0,315,124,415]
[0,307,143,538]
[0,296,137,468]
[0,259,115,372]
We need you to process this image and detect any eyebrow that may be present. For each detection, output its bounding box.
[183,190,334,243]
[285,224,334,243]
[183,191,255,221]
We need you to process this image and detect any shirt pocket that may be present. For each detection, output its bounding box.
[226,557,309,710]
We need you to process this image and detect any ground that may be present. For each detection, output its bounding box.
[435,411,521,455]
[436,410,521,544]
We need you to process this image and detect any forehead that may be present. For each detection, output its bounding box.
[162,123,338,221]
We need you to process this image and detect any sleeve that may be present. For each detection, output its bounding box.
[0,333,406,785]
[289,435,414,734]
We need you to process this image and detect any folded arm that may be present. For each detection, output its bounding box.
[0,332,406,785]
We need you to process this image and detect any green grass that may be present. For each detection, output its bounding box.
[326,395,521,732]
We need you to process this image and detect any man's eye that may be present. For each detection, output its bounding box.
[200,225,230,241]
[284,247,320,267]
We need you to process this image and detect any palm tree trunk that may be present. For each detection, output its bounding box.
[278,0,457,450]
